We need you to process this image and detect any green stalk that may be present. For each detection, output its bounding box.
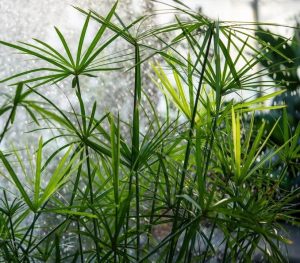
[75,76,101,261]
[134,43,141,261]
[0,83,23,143]
[125,43,142,260]
[3,191,19,260]
[123,170,134,263]
[0,111,13,143]
[147,163,161,248]
[200,78,232,262]
[8,214,19,260]
[135,170,140,260]
[185,234,196,263]
[18,201,49,251]
[77,219,84,263]
[23,212,38,260]
[222,239,229,263]
[75,76,86,134]
[201,103,221,183]
[167,25,214,263]
[110,113,120,263]
[183,23,224,260]
[70,148,84,206]
[202,218,217,263]
[27,219,68,255]
[85,146,101,261]
[131,46,141,168]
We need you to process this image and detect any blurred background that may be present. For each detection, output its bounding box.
[1,0,300,41]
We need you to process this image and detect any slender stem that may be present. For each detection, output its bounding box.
[8,215,19,259]
[77,219,84,263]
[4,191,19,260]
[185,234,196,263]
[126,43,142,260]
[123,170,134,263]
[75,75,86,134]
[22,212,38,260]
[134,43,142,260]
[75,76,100,261]
[167,25,214,262]
[147,163,161,248]
[85,146,101,262]
[201,103,221,183]
[202,218,217,263]
[222,238,229,263]
[113,200,118,262]
[70,148,84,206]
[0,83,23,143]
[131,45,141,168]
[27,218,68,254]
[0,109,14,143]
[113,206,117,263]
[18,201,48,249]
[135,170,140,260]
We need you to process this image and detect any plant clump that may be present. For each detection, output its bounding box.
[0,1,299,262]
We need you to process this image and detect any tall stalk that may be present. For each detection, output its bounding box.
[75,76,101,262]
[132,43,142,260]
[167,24,214,262]
[124,43,142,260]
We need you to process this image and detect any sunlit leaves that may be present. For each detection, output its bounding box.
[0,142,82,212]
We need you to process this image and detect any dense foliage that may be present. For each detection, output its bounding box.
[0,1,299,262]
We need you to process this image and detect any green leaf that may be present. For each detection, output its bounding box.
[34,137,43,208]
[79,1,118,70]
[45,208,97,219]
[0,151,34,210]
[109,113,120,205]
[76,12,91,67]
[54,27,75,67]
[231,107,241,177]
[38,146,83,207]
